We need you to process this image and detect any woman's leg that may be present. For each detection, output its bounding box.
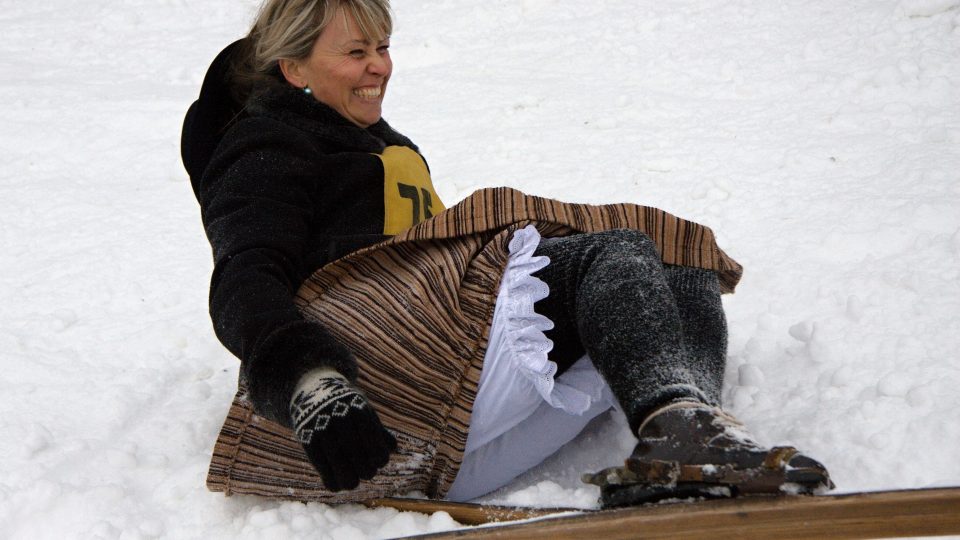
[533,230,832,506]
[662,264,728,407]
[532,229,726,432]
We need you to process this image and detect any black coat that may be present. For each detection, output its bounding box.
[181,42,435,426]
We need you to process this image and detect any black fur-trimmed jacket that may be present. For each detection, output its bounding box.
[181,43,441,427]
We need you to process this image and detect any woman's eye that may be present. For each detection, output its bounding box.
[349,49,365,58]
[377,45,390,54]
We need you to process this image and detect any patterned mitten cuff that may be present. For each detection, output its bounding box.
[290,368,397,491]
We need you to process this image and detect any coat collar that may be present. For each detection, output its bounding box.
[249,84,418,154]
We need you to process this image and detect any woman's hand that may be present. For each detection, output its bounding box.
[290,368,397,491]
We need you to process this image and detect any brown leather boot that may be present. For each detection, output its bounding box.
[584,402,834,507]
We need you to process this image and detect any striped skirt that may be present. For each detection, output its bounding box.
[205,186,743,503]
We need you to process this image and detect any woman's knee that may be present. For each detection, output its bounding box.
[592,229,660,262]
[538,228,655,255]
[534,229,663,293]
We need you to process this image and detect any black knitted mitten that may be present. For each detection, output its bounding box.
[290,368,396,491]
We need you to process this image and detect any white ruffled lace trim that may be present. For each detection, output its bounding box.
[465,224,612,452]
[498,225,603,414]
[452,225,616,495]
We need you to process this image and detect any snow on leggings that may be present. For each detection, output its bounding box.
[532,228,728,433]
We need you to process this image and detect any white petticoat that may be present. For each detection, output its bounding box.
[446,225,617,502]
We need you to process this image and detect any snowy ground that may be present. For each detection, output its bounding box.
[2,0,959,538]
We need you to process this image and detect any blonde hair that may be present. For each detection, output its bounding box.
[233,0,392,102]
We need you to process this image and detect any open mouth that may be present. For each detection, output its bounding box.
[353,86,382,100]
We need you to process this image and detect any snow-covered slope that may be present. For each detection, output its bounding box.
[1,0,958,538]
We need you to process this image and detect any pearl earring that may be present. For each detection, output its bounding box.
[303,86,312,95]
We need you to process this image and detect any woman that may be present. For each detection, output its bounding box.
[181,0,832,506]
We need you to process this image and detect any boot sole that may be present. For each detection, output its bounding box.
[585,446,834,508]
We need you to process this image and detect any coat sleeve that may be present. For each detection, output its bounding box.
[198,121,357,427]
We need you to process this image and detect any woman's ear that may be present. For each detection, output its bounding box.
[278,58,305,89]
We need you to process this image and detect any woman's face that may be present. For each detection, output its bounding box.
[282,7,392,127]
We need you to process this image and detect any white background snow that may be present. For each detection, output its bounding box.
[2,0,959,538]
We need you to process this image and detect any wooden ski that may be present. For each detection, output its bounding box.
[362,497,577,526]
[387,487,960,539]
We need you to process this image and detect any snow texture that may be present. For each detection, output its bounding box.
[1,0,959,538]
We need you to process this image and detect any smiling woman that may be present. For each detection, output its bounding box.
[181,0,832,510]
[232,0,393,126]
[277,10,392,128]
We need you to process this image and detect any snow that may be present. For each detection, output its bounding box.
[1,0,959,538]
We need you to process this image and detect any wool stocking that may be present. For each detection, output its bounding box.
[532,229,725,433]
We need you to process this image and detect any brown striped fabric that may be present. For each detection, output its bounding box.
[206,187,743,503]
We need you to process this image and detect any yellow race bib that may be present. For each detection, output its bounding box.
[377,146,445,235]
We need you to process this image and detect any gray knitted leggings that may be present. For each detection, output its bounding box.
[532,229,727,433]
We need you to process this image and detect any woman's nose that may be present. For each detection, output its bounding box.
[367,53,389,75]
